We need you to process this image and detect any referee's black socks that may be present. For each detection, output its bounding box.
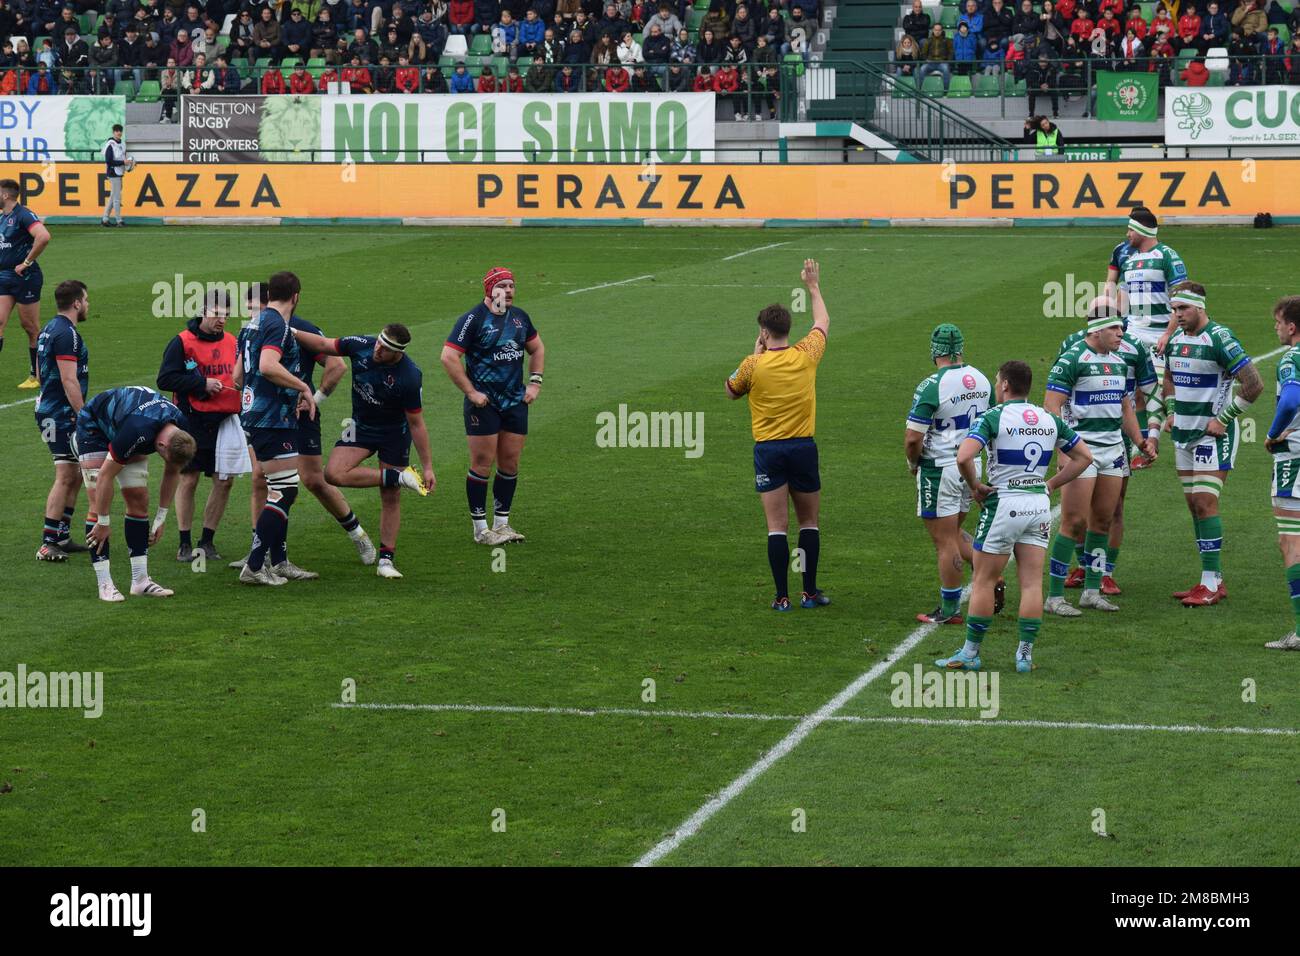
[798,527,820,595]
[767,532,790,601]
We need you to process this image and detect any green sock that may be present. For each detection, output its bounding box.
[1199,515,1223,574]
[1073,538,1085,569]
[1105,545,1119,576]
[1017,616,1041,657]
[963,615,992,657]
[1083,530,1108,591]
[1287,564,1300,634]
[1049,533,1078,597]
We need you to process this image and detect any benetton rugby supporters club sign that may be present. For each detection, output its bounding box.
[182,93,716,163]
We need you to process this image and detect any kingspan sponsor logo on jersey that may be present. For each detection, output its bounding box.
[890,664,1000,718]
[595,403,704,459]
[493,342,525,364]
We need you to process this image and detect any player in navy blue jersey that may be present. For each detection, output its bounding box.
[34,280,92,562]
[290,323,433,580]
[232,271,319,586]
[229,284,376,571]
[76,386,197,602]
[0,179,53,389]
[441,266,545,545]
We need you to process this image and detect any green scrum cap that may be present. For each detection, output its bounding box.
[930,323,964,359]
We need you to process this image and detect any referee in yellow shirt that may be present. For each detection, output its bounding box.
[726,259,830,611]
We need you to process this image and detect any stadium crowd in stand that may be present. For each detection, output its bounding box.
[893,0,1300,103]
[0,0,820,116]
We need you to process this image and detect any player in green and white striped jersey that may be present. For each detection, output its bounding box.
[1053,299,1159,595]
[1161,282,1264,607]
[1043,308,1156,616]
[1105,207,1188,456]
[904,324,994,626]
[936,361,1092,675]
[1264,296,1300,651]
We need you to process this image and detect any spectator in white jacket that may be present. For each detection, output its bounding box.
[617,30,642,63]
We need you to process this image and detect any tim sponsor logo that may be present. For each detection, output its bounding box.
[50,886,151,936]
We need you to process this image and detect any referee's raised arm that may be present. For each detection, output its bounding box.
[802,259,828,338]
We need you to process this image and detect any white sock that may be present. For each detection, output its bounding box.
[472,518,487,534]
[493,515,508,529]
[1200,570,1218,589]
[962,640,981,657]
[1017,640,1033,658]
[130,555,148,583]
[1082,588,1097,599]
[94,561,112,585]
[347,525,365,541]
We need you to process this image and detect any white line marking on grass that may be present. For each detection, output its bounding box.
[1258,344,1287,361]
[720,241,791,261]
[0,396,36,411]
[334,703,1300,737]
[565,274,654,295]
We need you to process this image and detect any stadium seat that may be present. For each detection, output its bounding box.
[687,8,704,30]
[921,73,946,95]
[1178,47,1196,59]
[940,7,959,27]
[947,74,972,97]
[1012,77,1026,95]
[135,80,160,102]
[1278,24,1290,43]
[974,72,1002,96]
[1206,69,1226,86]
[694,0,710,8]
[1139,2,1155,19]
[469,34,492,54]
[491,55,509,75]
[79,13,97,34]
[891,74,917,97]
[444,33,468,57]
[307,57,326,68]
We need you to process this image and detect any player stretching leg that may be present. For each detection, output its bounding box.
[1263,296,1300,650]
[34,281,92,562]
[1043,304,1155,616]
[726,260,830,611]
[233,271,319,586]
[0,179,52,388]
[938,362,1092,673]
[76,387,197,601]
[441,267,544,546]
[904,324,993,625]
[230,285,376,569]
[291,324,434,579]
[1163,283,1263,607]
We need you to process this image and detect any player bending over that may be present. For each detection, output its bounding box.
[1162,282,1262,607]
[230,284,376,570]
[441,266,544,546]
[76,386,196,602]
[291,323,433,579]
[1043,303,1156,616]
[726,259,830,611]
[1263,296,1300,650]
[34,280,92,562]
[937,361,1092,674]
[904,323,994,625]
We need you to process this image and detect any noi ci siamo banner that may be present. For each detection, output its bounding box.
[1166,86,1300,146]
[182,93,715,163]
[0,96,126,162]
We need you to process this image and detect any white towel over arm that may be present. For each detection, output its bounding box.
[215,414,252,480]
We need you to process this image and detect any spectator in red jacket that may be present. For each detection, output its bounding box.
[1098,8,1122,36]
[692,65,712,90]
[449,0,475,36]
[713,60,740,118]
[342,55,373,92]
[605,63,629,89]
[318,67,338,89]
[477,64,497,90]
[1180,57,1209,84]
[289,61,315,93]
[1056,0,1076,20]
[396,54,420,91]
[1070,13,1095,40]
[1098,0,1125,17]
[261,65,286,93]
[501,64,523,90]
[1125,6,1148,39]
[1176,9,1202,48]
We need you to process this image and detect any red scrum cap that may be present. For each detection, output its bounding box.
[484,266,514,298]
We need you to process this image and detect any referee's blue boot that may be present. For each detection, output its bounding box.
[800,590,830,609]
[771,596,792,612]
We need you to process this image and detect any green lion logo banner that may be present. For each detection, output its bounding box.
[257,96,322,162]
[1171,93,1215,140]
[62,97,126,161]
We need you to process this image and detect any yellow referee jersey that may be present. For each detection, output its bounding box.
[726,329,826,442]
